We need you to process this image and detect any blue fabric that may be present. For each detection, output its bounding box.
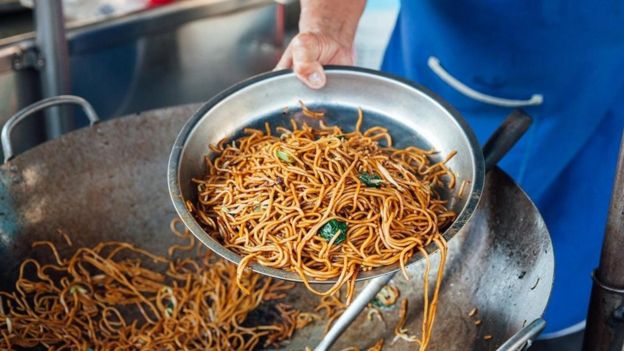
[381,0,624,334]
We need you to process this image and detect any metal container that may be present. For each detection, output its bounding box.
[0,98,553,350]
[0,0,289,157]
[168,67,486,283]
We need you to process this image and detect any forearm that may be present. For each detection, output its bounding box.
[299,0,366,46]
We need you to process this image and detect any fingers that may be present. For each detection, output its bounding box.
[274,32,353,89]
[291,33,326,89]
[274,44,293,71]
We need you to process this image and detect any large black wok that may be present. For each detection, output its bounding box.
[0,98,553,350]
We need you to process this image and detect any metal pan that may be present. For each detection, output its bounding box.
[168,66,486,283]
[0,98,553,350]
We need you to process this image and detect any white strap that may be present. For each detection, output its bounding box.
[428,56,543,107]
[538,320,586,340]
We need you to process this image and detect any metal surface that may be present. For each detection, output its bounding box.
[0,0,24,14]
[496,319,546,351]
[1,95,99,162]
[0,103,552,350]
[0,0,277,46]
[316,109,534,350]
[583,134,624,351]
[169,66,486,283]
[10,46,43,71]
[591,270,624,294]
[0,5,30,38]
[0,46,42,159]
[315,272,394,351]
[34,0,73,138]
[0,0,289,158]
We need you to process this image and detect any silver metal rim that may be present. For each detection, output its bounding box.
[168,66,485,283]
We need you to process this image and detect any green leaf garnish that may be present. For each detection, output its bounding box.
[358,173,383,188]
[370,297,384,308]
[276,149,293,163]
[370,285,399,308]
[318,219,348,244]
[70,285,87,294]
[254,202,269,212]
[165,300,175,316]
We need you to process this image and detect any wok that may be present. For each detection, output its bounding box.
[0,97,553,350]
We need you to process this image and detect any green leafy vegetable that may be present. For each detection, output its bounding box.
[165,300,175,316]
[220,206,234,215]
[318,219,348,244]
[370,297,385,308]
[370,285,399,308]
[69,285,87,295]
[358,173,383,188]
[161,287,176,317]
[276,149,293,163]
[254,202,268,212]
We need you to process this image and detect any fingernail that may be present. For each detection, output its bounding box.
[307,72,324,88]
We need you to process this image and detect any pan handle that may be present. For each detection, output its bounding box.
[1,95,100,163]
[496,318,546,351]
[483,109,532,171]
[314,109,535,351]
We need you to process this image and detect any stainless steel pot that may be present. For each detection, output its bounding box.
[168,66,486,283]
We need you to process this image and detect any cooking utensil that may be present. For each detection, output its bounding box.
[168,66,485,283]
[1,95,99,162]
[0,99,553,350]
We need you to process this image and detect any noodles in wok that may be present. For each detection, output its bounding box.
[0,220,305,350]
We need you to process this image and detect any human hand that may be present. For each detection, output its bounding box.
[275,32,355,89]
[274,0,365,89]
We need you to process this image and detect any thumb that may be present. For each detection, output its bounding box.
[291,33,327,89]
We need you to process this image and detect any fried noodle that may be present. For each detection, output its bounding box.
[192,108,455,302]
[0,219,302,350]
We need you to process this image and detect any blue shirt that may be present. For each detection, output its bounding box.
[382,0,624,335]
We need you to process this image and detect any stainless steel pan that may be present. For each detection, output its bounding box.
[0,97,553,350]
[168,66,486,283]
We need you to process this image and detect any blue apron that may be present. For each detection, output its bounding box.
[381,0,624,336]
